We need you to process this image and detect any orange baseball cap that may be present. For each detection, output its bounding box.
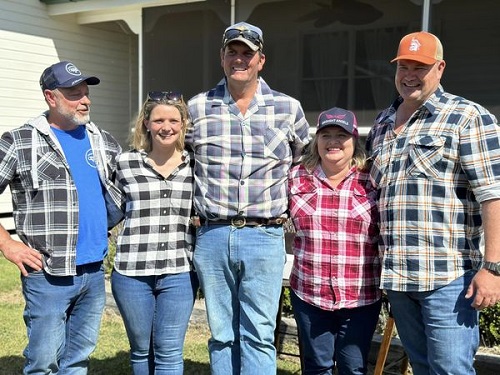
[391,31,443,65]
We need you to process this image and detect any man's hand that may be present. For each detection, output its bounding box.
[1,239,43,277]
[465,268,500,310]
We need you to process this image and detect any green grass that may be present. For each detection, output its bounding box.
[0,256,301,374]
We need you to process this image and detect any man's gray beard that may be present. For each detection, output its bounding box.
[70,113,90,126]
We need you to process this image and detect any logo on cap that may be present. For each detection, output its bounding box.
[66,63,82,76]
[409,38,421,52]
[325,113,347,121]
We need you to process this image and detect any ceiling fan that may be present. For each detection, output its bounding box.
[297,0,384,27]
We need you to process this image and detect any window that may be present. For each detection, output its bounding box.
[300,26,407,112]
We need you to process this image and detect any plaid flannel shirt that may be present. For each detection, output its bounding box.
[113,150,194,276]
[0,113,122,276]
[186,77,310,220]
[289,164,381,310]
[367,86,500,292]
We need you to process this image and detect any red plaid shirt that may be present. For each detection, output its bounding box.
[288,164,381,310]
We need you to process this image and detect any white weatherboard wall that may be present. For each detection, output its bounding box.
[0,0,137,220]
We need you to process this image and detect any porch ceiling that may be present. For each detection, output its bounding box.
[39,0,206,33]
[40,0,90,4]
[39,0,204,7]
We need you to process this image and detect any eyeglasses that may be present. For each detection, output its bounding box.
[222,28,263,50]
[147,91,183,102]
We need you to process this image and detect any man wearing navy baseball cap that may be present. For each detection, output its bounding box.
[40,61,100,91]
[0,61,122,373]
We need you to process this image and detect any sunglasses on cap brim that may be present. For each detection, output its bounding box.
[222,29,263,50]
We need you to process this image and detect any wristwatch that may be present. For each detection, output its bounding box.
[482,261,500,276]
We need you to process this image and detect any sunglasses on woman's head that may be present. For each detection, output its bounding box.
[147,91,183,102]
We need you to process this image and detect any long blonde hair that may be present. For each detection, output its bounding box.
[130,95,189,153]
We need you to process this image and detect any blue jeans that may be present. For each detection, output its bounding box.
[21,262,105,375]
[193,224,286,375]
[111,270,198,375]
[387,271,479,375]
[291,290,381,375]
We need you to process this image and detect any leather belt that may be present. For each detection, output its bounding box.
[191,216,286,228]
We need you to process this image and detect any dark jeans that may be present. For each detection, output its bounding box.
[291,290,381,375]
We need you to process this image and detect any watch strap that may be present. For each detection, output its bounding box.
[483,261,500,275]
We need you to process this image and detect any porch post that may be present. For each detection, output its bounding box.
[421,0,432,31]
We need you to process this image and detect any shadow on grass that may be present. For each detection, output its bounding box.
[91,352,212,374]
[184,360,300,375]
[0,352,133,375]
[0,355,23,374]
[89,351,130,374]
[92,352,213,374]
[0,354,133,375]
[0,353,299,375]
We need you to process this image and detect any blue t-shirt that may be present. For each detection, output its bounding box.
[52,126,108,265]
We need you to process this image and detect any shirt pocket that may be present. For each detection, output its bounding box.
[264,127,291,161]
[289,176,317,218]
[349,187,379,242]
[406,135,444,179]
[37,151,63,180]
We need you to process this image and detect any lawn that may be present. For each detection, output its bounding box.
[0,256,301,374]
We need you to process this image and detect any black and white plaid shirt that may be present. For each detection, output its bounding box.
[113,150,194,275]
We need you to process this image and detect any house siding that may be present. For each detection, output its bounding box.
[0,0,137,216]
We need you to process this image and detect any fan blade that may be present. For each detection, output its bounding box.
[339,8,383,25]
[297,0,384,27]
[296,9,329,23]
[314,14,340,28]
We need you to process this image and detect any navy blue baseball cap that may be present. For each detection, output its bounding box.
[39,61,100,91]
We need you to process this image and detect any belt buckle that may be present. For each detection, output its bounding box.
[274,218,286,225]
[231,217,246,228]
[190,216,201,227]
